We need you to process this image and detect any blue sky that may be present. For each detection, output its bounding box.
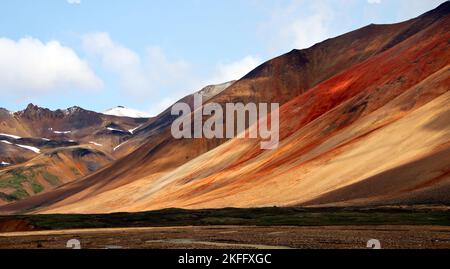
[0,0,446,116]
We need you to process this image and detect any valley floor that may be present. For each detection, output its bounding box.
[1,207,449,249]
[1,225,450,249]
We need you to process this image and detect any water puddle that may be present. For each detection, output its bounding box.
[146,238,293,249]
[218,230,238,234]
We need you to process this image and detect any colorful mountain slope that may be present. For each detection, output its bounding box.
[0,2,449,214]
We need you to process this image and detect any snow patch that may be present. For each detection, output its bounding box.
[129,124,143,134]
[89,141,103,147]
[15,144,40,153]
[0,133,21,139]
[1,140,40,153]
[103,106,150,118]
[107,127,129,133]
[113,141,128,151]
[53,130,71,134]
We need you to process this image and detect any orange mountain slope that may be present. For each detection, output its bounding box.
[0,2,449,214]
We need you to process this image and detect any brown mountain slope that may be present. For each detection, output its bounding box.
[0,2,448,214]
[0,146,113,206]
[113,81,236,157]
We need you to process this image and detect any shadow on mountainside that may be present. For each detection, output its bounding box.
[301,147,450,206]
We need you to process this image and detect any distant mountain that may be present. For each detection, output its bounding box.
[103,106,151,118]
[0,103,150,204]
[1,2,449,214]
[1,103,148,147]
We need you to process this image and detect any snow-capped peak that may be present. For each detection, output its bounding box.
[102,106,150,118]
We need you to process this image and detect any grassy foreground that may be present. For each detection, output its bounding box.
[0,206,449,232]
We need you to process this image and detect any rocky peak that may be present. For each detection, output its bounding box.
[0,107,12,118]
[25,103,39,111]
[198,81,236,101]
[65,106,86,115]
[17,103,63,120]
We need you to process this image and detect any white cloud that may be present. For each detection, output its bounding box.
[283,10,331,50]
[82,32,195,103]
[82,33,263,116]
[397,0,446,20]
[367,0,381,4]
[0,37,102,96]
[143,55,262,116]
[82,32,146,96]
[207,56,262,85]
[145,46,193,93]
[67,0,81,5]
[147,97,176,117]
[261,0,334,52]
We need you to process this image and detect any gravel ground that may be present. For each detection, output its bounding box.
[1,225,449,249]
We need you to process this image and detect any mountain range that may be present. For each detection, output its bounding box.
[0,2,449,214]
